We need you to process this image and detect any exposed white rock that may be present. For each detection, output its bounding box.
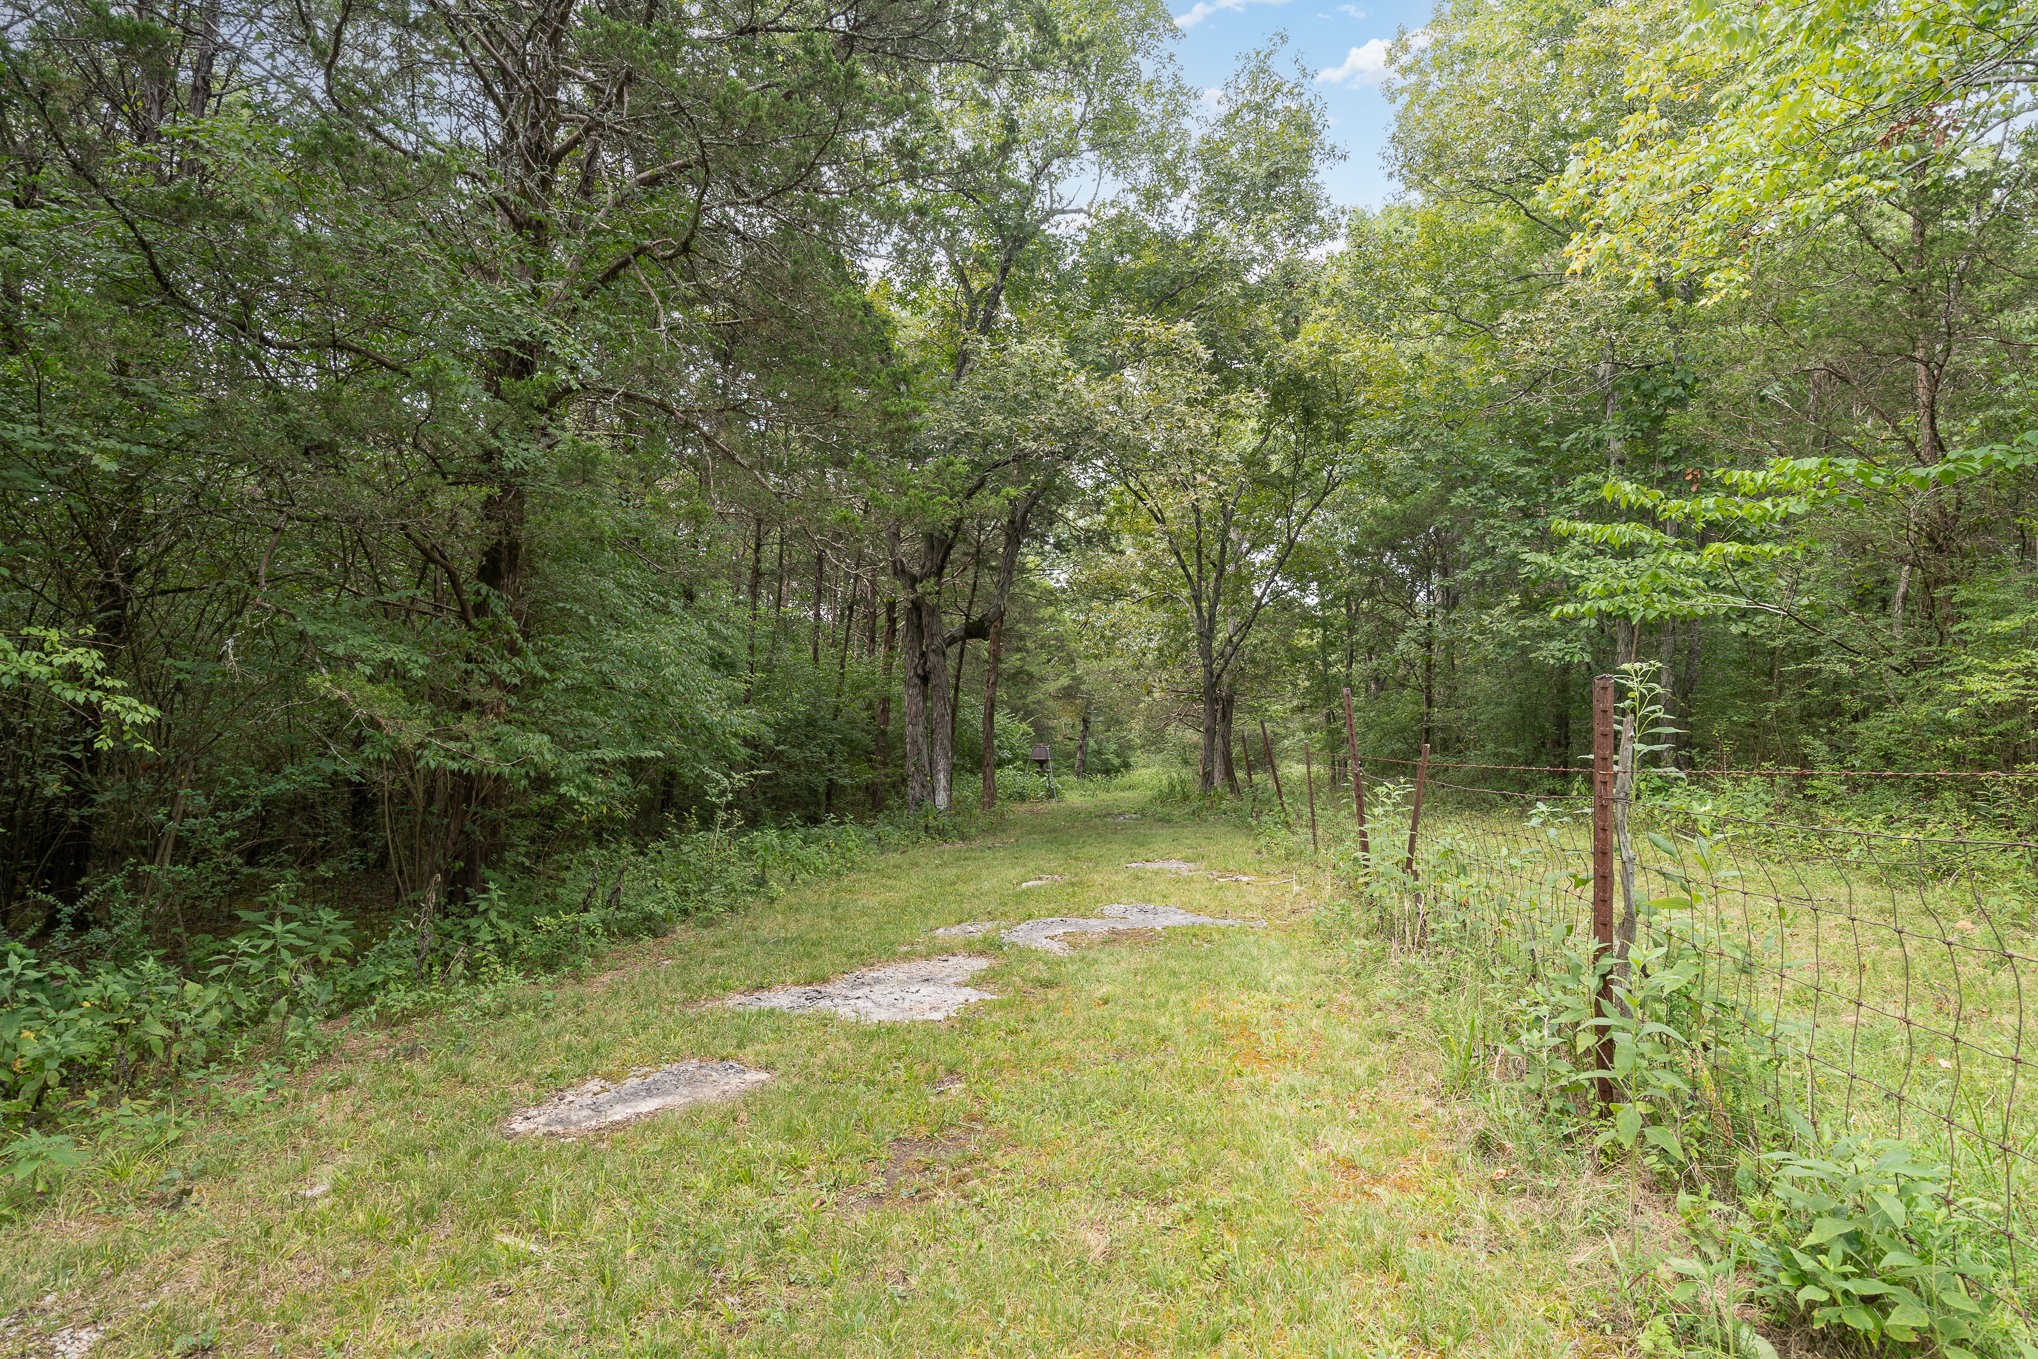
[1001,903,1260,955]
[504,1060,771,1138]
[727,955,997,1022]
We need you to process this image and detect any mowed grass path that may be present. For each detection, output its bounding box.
[4,794,1638,1358]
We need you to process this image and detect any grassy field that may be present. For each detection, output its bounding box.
[0,790,1647,1358]
[1287,785,2038,1260]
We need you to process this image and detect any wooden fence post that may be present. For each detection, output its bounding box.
[1303,747,1319,851]
[1259,719,1286,814]
[1342,687,1369,865]
[1591,673,1618,1111]
[1401,742,1429,879]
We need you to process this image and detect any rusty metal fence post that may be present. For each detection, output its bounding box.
[1591,674,1618,1111]
[1259,719,1286,815]
[1343,687,1369,865]
[1303,746,1319,851]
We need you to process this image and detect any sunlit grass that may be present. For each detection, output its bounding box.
[0,790,1647,1357]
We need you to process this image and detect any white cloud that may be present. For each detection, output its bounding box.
[1314,31,1426,86]
[1315,38,1391,86]
[1337,3,1366,16]
[1174,0,1285,30]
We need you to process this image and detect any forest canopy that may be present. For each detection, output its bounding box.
[5,0,2037,947]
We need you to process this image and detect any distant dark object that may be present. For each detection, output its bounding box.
[1028,743,1058,798]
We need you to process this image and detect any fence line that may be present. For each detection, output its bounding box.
[1253,683,2038,1314]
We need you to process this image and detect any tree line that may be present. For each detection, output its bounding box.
[6,0,2037,955]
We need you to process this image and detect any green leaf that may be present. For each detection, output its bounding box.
[1642,1124,1685,1161]
[1734,1325,1778,1359]
[1884,1302,1930,1329]
[1802,1217,1855,1247]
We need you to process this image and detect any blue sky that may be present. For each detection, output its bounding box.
[1168,0,1436,208]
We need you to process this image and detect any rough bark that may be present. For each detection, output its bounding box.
[1197,638,1220,794]
[980,614,1002,811]
[872,594,896,809]
[1217,689,1239,794]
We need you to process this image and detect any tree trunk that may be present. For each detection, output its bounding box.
[1674,618,1700,768]
[1198,642,1220,795]
[1657,620,1678,755]
[743,517,764,702]
[900,593,931,808]
[924,595,955,811]
[1549,663,1573,769]
[445,342,540,906]
[1420,613,1436,751]
[948,540,985,755]
[872,594,896,809]
[980,615,1002,811]
[1218,689,1239,794]
[811,547,825,667]
[900,591,955,811]
[1074,700,1091,779]
[764,528,786,672]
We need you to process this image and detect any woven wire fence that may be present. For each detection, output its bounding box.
[1256,734,2038,1302]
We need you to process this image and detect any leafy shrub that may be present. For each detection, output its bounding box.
[1737,1139,2030,1357]
[192,885,357,1040]
[1322,794,2034,1356]
[1,945,230,1116]
[994,766,1058,802]
[1,1129,84,1193]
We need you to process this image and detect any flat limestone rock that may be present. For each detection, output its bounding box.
[932,921,1000,937]
[1017,875,1065,888]
[504,1060,771,1138]
[1126,859,1198,872]
[1209,873,1257,883]
[51,1325,102,1359]
[1002,903,1261,955]
[728,955,996,1022]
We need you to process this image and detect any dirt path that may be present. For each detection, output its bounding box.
[0,793,1632,1358]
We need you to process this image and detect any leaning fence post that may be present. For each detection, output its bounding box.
[1591,673,1618,1112]
[1343,687,1369,866]
[1401,742,1429,878]
[1259,718,1286,814]
[1402,741,1430,944]
[1302,746,1320,851]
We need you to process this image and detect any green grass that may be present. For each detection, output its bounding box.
[1285,787,2038,1264]
[0,789,1648,1357]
